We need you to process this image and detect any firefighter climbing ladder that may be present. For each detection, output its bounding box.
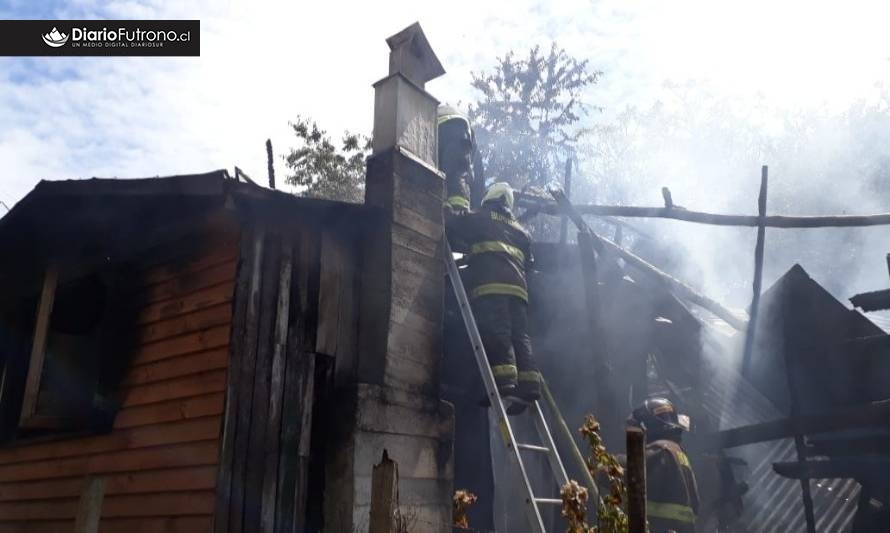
[444,238,570,533]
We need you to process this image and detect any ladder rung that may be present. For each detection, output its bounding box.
[517,443,550,453]
[533,498,563,505]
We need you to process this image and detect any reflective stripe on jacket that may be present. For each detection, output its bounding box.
[646,439,700,533]
[647,501,695,524]
[445,195,471,212]
[445,206,532,303]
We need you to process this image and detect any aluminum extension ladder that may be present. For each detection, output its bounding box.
[444,238,570,533]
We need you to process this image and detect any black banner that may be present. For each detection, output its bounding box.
[0,20,200,56]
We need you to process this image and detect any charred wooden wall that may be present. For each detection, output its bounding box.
[0,174,370,533]
[214,213,360,533]
[0,219,239,531]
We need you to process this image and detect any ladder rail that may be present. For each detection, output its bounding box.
[541,379,600,502]
[444,239,547,533]
[531,400,570,488]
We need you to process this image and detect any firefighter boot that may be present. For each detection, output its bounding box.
[477,364,520,407]
[517,371,542,403]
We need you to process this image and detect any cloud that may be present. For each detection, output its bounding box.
[3,0,890,213]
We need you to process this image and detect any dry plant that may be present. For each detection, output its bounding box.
[560,415,629,533]
[561,479,591,532]
[452,489,478,529]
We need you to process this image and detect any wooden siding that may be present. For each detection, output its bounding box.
[214,223,334,533]
[0,226,239,532]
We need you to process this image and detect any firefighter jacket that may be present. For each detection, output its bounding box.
[646,439,700,533]
[445,206,532,302]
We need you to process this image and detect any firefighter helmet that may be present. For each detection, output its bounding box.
[437,103,476,183]
[482,182,514,212]
[437,103,471,127]
[630,397,689,438]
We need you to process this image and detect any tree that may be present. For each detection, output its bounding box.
[283,116,370,203]
[468,44,601,191]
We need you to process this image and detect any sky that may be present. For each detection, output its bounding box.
[3,0,890,212]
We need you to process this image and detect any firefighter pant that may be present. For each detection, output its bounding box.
[471,294,539,391]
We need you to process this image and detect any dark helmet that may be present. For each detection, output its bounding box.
[629,397,689,439]
[437,104,475,161]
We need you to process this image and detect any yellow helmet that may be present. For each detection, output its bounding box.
[482,182,514,211]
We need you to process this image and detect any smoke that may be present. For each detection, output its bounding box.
[573,83,890,312]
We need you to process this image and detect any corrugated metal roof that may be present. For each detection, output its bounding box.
[698,326,861,532]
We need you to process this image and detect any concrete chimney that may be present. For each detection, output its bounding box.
[324,22,454,532]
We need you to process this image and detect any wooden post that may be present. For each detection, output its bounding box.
[369,450,399,533]
[74,476,105,533]
[626,426,647,533]
[661,186,674,208]
[266,139,276,190]
[741,166,769,374]
[559,157,573,245]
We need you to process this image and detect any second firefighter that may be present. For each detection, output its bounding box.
[446,182,541,413]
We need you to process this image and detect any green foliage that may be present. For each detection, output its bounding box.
[283,116,370,203]
[468,43,601,190]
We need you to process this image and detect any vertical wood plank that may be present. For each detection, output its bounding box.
[300,226,322,354]
[228,227,266,533]
[369,451,399,533]
[317,229,360,384]
[276,226,321,533]
[19,264,59,422]
[244,234,282,532]
[292,353,316,532]
[214,226,256,533]
[335,236,359,385]
[74,476,105,533]
[304,354,334,531]
[260,238,293,533]
[315,230,341,358]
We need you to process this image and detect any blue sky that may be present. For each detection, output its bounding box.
[3,0,890,211]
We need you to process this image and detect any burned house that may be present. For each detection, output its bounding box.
[0,23,455,533]
[1,20,888,533]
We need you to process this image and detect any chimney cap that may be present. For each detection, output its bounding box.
[385,22,445,87]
